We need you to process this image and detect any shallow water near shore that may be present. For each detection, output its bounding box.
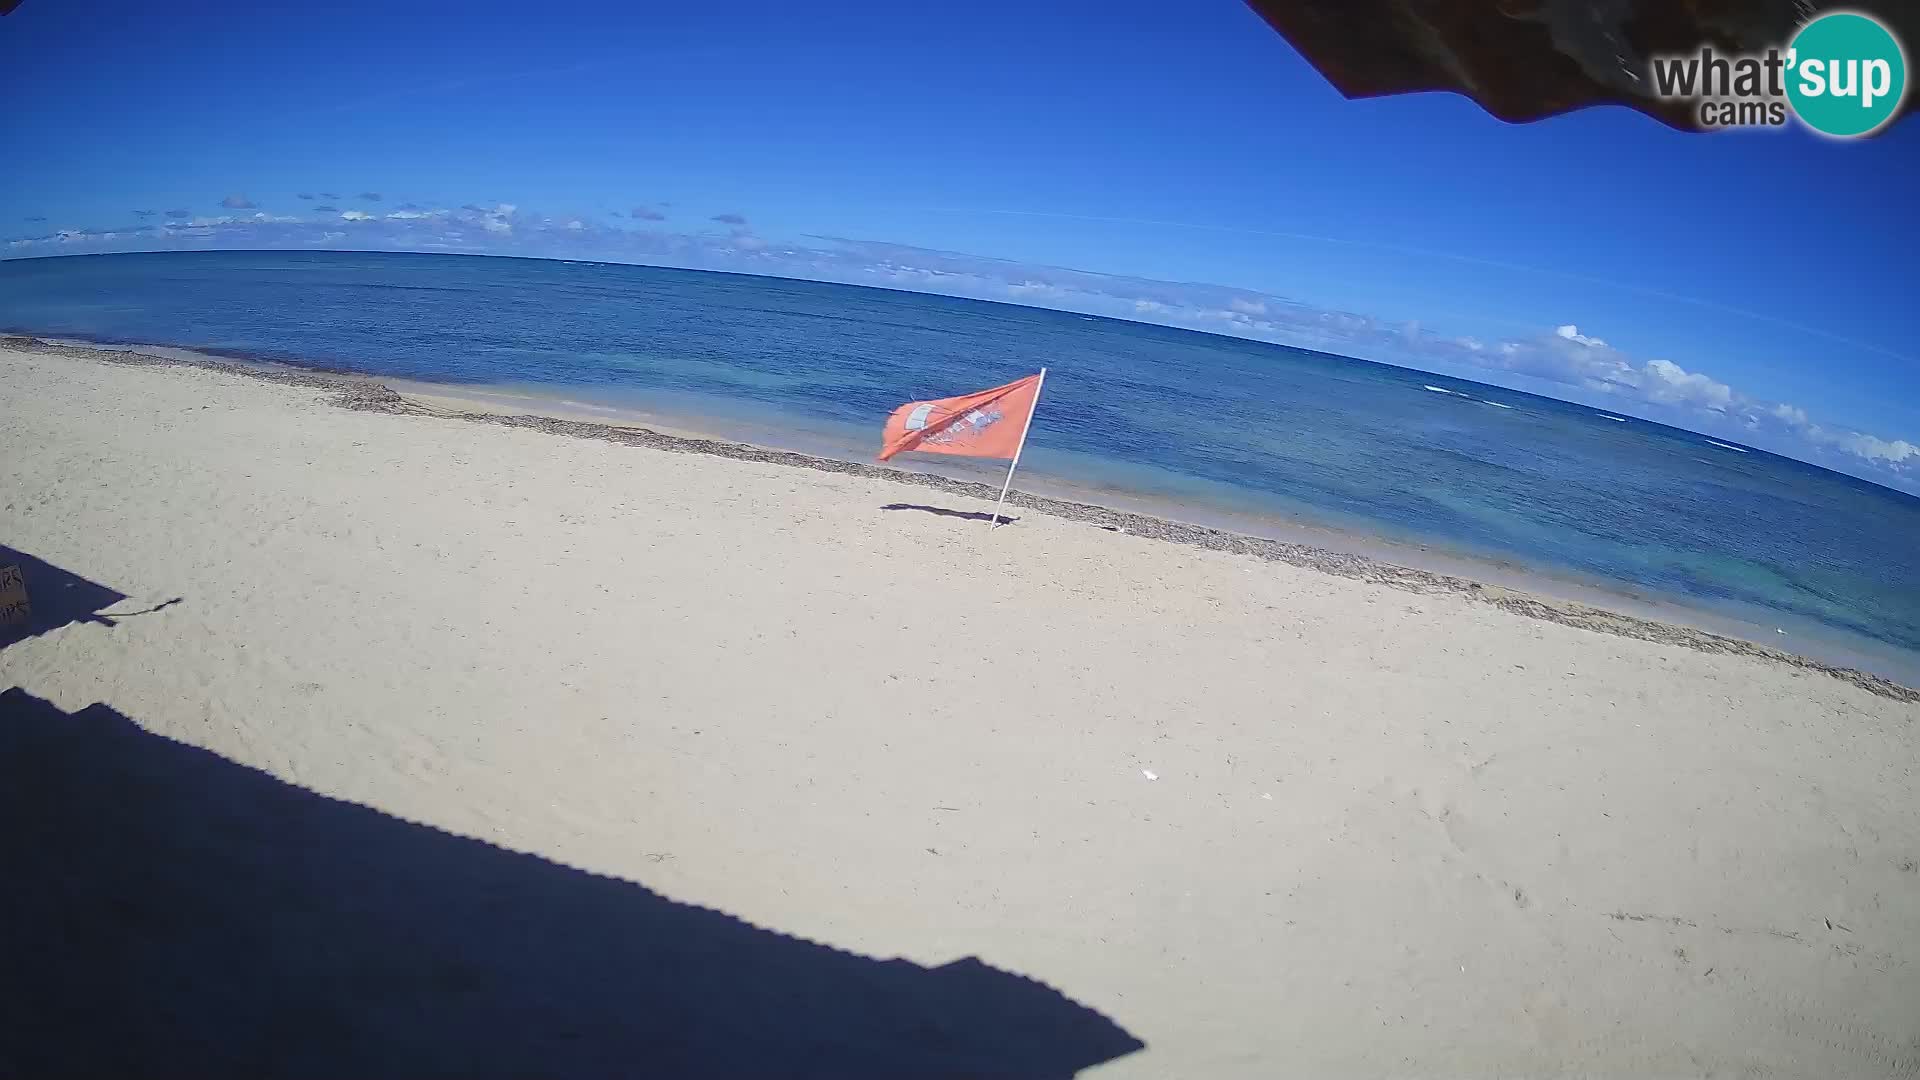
[4,249,1918,680]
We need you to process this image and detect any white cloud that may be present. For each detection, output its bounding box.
[340,210,374,221]
[476,202,516,234]
[1458,324,1914,481]
[1483,327,1735,412]
[1770,402,1810,427]
[1004,280,1064,298]
[1555,324,1607,347]
[1641,357,1734,411]
[1839,434,1918,463]
[1229,297,1267,315]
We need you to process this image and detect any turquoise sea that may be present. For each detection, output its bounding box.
[5,250,1917,678]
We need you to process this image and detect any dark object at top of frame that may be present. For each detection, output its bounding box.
[1245,0,1915,134]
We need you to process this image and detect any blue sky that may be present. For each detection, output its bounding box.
[4,0,1917,488]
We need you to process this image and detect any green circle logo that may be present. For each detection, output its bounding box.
[1786,11,1908,137]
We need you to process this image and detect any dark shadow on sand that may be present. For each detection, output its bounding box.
[882,503,1018,524]
[0,544,136,650]
[0,689,1141,1079]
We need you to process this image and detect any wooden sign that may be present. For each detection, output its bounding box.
[0,563,29,627]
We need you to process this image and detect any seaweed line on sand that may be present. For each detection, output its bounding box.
[13,335,1917,705]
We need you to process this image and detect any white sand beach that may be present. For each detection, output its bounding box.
[4,341,1918,1077]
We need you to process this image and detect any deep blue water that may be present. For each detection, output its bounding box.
[5,250,1918,663]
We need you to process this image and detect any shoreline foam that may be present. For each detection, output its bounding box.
[9,333,1915,703]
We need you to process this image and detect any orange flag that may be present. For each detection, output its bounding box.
[877,373,1044,462]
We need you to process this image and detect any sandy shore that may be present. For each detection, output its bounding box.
[4,340,1918,1077]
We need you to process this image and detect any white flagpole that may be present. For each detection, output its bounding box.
[990,367,1046,528]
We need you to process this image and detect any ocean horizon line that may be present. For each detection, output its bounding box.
[7,247,1909,504]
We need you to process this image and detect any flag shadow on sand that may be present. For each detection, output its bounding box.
[0,689,1141,1079]
[882,503,1019,524]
